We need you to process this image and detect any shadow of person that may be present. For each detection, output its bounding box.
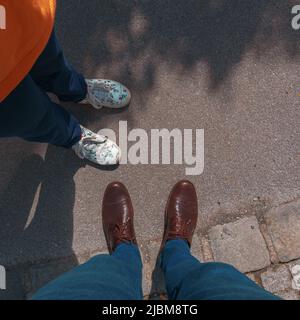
[22,146,80,265]
[1,143,166,300]
[0,153,43,251]
[0,147,80,299]
[56,0,300,99]
[0,140,119,299]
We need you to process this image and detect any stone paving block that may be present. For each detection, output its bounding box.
[259,223,279,264]
[261,265,292,293]
[288,259,300,291]
[208,216,270,273]
[276,290,299,300]
[264,199,300,262]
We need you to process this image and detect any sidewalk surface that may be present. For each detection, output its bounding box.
[0,1,299,299]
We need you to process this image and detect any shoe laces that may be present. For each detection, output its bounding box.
[88,82,111,103]
[81,134,108,145]
[168,219,193,240]
[112,222,131,242]
[73,133,108,159]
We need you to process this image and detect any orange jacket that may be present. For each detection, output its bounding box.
[0,0,56,102]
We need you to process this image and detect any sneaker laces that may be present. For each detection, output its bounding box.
[74,133,108,159]
[81,134,108,145]
[88,82,110,105]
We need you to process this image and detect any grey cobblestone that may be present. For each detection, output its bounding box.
[288,259,300,291]
[208,216,270,273]
[264,199,300,263]
[261,265,292,293]
[259,222,279,264]
[276,290,300,300]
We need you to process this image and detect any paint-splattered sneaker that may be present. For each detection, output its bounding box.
[79,79,131,109]
[72,126,121,165]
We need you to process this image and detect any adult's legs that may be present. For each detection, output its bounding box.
[30,31,87,102]
[0,75,81,147]
[160,180,280,300]
[161,239,279,300]
[33,181,143,300]
[32,243,143,300]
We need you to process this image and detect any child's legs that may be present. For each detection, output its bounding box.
[30,31,87,102]
[0,75,81,148]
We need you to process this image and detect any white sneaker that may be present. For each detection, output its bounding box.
[72,126,121,165]
[79,79,131,109]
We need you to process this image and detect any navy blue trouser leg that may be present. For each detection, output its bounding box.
[31,244,143,300]
[161,239,280,300]
[30,31,87,102]
[0,31,86,147]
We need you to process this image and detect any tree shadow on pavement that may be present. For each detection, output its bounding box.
[56,0,300,108]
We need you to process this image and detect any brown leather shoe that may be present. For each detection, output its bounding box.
[102,182,137,254]
[161,180,198,250]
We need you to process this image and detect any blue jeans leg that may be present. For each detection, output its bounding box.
[31,243,143,300]
[30,31,87,102]
[161,239,279,300]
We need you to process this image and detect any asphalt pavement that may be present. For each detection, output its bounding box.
[0,0,299,298]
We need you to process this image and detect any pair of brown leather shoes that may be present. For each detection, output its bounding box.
[102,180,198,254]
